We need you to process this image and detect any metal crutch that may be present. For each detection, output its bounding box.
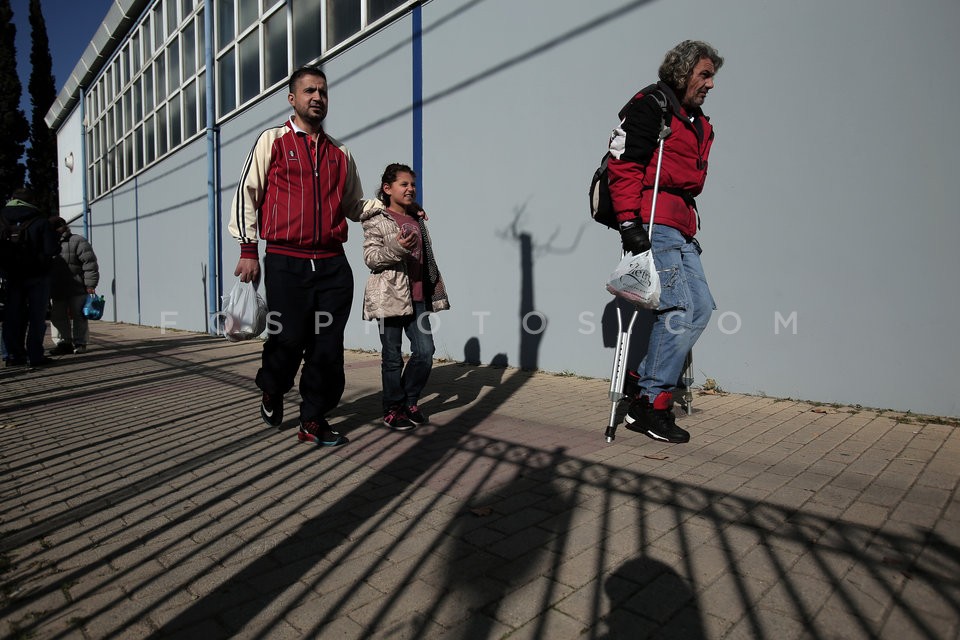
[677,350,694,415]
[604,296,638,442]
[603,109,671,443]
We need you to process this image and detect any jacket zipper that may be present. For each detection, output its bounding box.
[301,133,321,246]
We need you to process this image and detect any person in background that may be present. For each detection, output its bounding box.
[228,65,365,448]
[0,188,59,367]
[361,163,450,431]
[48,216,100,355]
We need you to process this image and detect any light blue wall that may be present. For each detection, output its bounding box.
[71,0,960,417]
[55,105,84,224]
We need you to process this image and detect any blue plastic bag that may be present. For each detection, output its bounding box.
[83,294,105,320]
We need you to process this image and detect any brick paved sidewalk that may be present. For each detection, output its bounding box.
[1,323,957,639]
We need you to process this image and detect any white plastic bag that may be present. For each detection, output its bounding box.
[606,249,661,309]
[218,278,267,341]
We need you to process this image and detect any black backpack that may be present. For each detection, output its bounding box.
[589,89,669,230]
[0,211,47,277]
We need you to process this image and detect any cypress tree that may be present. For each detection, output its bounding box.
[0,0,29,203]
[26,0,57,214]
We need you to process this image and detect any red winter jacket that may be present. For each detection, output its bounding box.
[229,119,364,260]
[607,82,714,238]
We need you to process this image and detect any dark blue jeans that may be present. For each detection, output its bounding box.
[2,275,51,364]
[379,301,435,412]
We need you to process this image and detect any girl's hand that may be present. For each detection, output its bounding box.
[397,229,416,250]
[410,201,428,220]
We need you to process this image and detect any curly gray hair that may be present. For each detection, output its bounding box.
[658,40,724,92]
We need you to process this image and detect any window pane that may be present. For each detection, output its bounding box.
[133,125,142,170]
[121,49,129,87]
[197,8,205,67]
[91,123,99,160]
[153,55,167,97]
[144,63,154,111]
[238,0,257,33]
[169,92,182,148]
[167,0,179,33]
[132,78,142,121]
[153,4,165,50]
[182,0,193,18]
[167,39,181,91]
[142,16,152,56]
[217,0,234,50]
[264,9,287,87]
[328,0,360,48]
[117,138,126,181]
[122,90,131,132]
[145,118,155,164]
[156,104,168,156]
[125,135,134,176]
[293,0,322,66]
[184,79,197,137]
[238,31,259,104]
[132,31,141,71]
[106,106,115,149]
[218,49,236,115]
[156,55,166,103]
[369,0,404,23]
[182,23,196,77]
[198,70,206,124]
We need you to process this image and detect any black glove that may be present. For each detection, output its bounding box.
[619,222,651,255]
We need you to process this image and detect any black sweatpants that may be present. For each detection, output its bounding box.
[256,253,354,422]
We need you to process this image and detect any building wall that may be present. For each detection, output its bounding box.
[55,105,85,226]
[68,0,960,417]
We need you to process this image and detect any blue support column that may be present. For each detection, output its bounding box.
[413,5,423,202]
[205,0,220,332]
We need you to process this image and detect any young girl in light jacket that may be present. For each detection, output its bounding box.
[361,163,450,430]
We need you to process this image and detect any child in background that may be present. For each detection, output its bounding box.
[360,163,450,430]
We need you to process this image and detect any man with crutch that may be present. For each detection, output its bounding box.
[607,40,724,444]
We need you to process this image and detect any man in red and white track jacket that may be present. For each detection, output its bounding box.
[606,40,724,445]
[228,65,364,449]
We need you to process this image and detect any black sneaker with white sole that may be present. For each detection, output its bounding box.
[625,397,690,444]
[260,392,283,427]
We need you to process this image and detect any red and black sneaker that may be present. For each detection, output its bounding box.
[406,404,429,425]
[298,420,348,447]
[383,407,415,431]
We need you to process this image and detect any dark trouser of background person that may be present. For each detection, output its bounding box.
[2,275,52,366]
[50,293,90,353]
[378,301,435,413]
[255,254,353,424]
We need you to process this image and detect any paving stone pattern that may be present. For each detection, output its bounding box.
[0,323,957,639]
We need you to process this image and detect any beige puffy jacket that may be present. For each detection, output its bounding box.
[361,204,450,320]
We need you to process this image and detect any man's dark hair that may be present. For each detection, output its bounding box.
[288,66,327,93]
